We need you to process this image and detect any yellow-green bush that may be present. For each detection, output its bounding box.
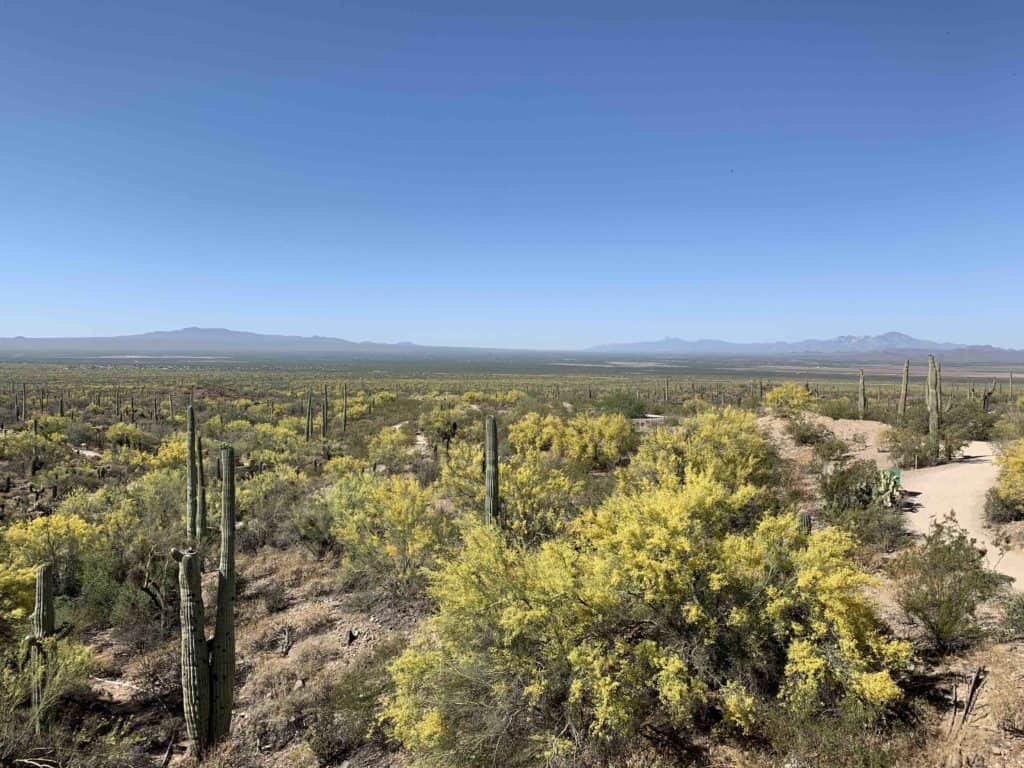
[438,438,582,544]
[3,513,103,594]
[996,439,1024,510]
[384,474,908,765]
[765,382,812,415]
[329,474,455,591]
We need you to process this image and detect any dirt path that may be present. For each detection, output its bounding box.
[902,441,1024,590]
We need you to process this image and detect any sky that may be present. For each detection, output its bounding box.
[1,1,1022,349]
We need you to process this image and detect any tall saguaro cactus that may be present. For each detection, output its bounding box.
[926,355,940,459]
[305,391,313,442]
[27,564,55,735]
[197,434,208,538]
[321,384,329,440]
[857,369,867,420]
[484,415,499,526]
[898,360,909,424]
[342,383,348,433]
[210,445,236,743]
[174,443,236,759]
[186,405,199,546]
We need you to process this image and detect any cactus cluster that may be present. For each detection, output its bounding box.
[174,443,236,759]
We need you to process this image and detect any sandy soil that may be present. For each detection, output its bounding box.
[804,414,895,467]
[902,441,1024,590]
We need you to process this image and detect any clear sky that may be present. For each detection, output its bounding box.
[2,1,1021,349]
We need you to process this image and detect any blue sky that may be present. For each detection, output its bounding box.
[2,1,1021,349]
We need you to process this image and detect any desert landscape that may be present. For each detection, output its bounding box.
[4,3,1020,766]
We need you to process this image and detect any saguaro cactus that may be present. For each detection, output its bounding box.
[342,383,348,433]
[484,415,499,526]
[926,355,940,458]
[186,405,199,545]
[210,445,236,743]
[174,443,236,759]
[321,384,329,440]
[898,360,909,424]
[857,369,867,420]
[26,564,56,735]
[305,391,313,442]
[197,434,207,538]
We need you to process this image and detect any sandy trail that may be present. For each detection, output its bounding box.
[901,440,1024,590]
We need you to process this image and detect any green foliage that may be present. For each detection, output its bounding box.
[0,429,68,474]
[985,487,1022,525]
[598,391,647,419]
[0,639,95,762]
[892,517,1007,651]
[304,637,404,765]
[237,467,308,551]
[819,461,905,553]
[762,696,924,768]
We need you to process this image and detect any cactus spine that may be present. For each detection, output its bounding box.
[186,404,199,546]
[898,360,909,424]
[484,415,499,526]
[174,443,236,759]
[857,369,866,420]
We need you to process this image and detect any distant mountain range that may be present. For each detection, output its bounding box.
[0,327,1021,363]
[0,327,464,358]
[588,332,1024,362]
[589,331,959,355]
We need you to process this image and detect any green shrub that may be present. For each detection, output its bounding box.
[786,417,830,446]
[599,391,647,419]
[892,517,1007,651]
[763,696,924,768]
[985,487,1024,524]
[1000,592,1024,640]
[304,637,404,765]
